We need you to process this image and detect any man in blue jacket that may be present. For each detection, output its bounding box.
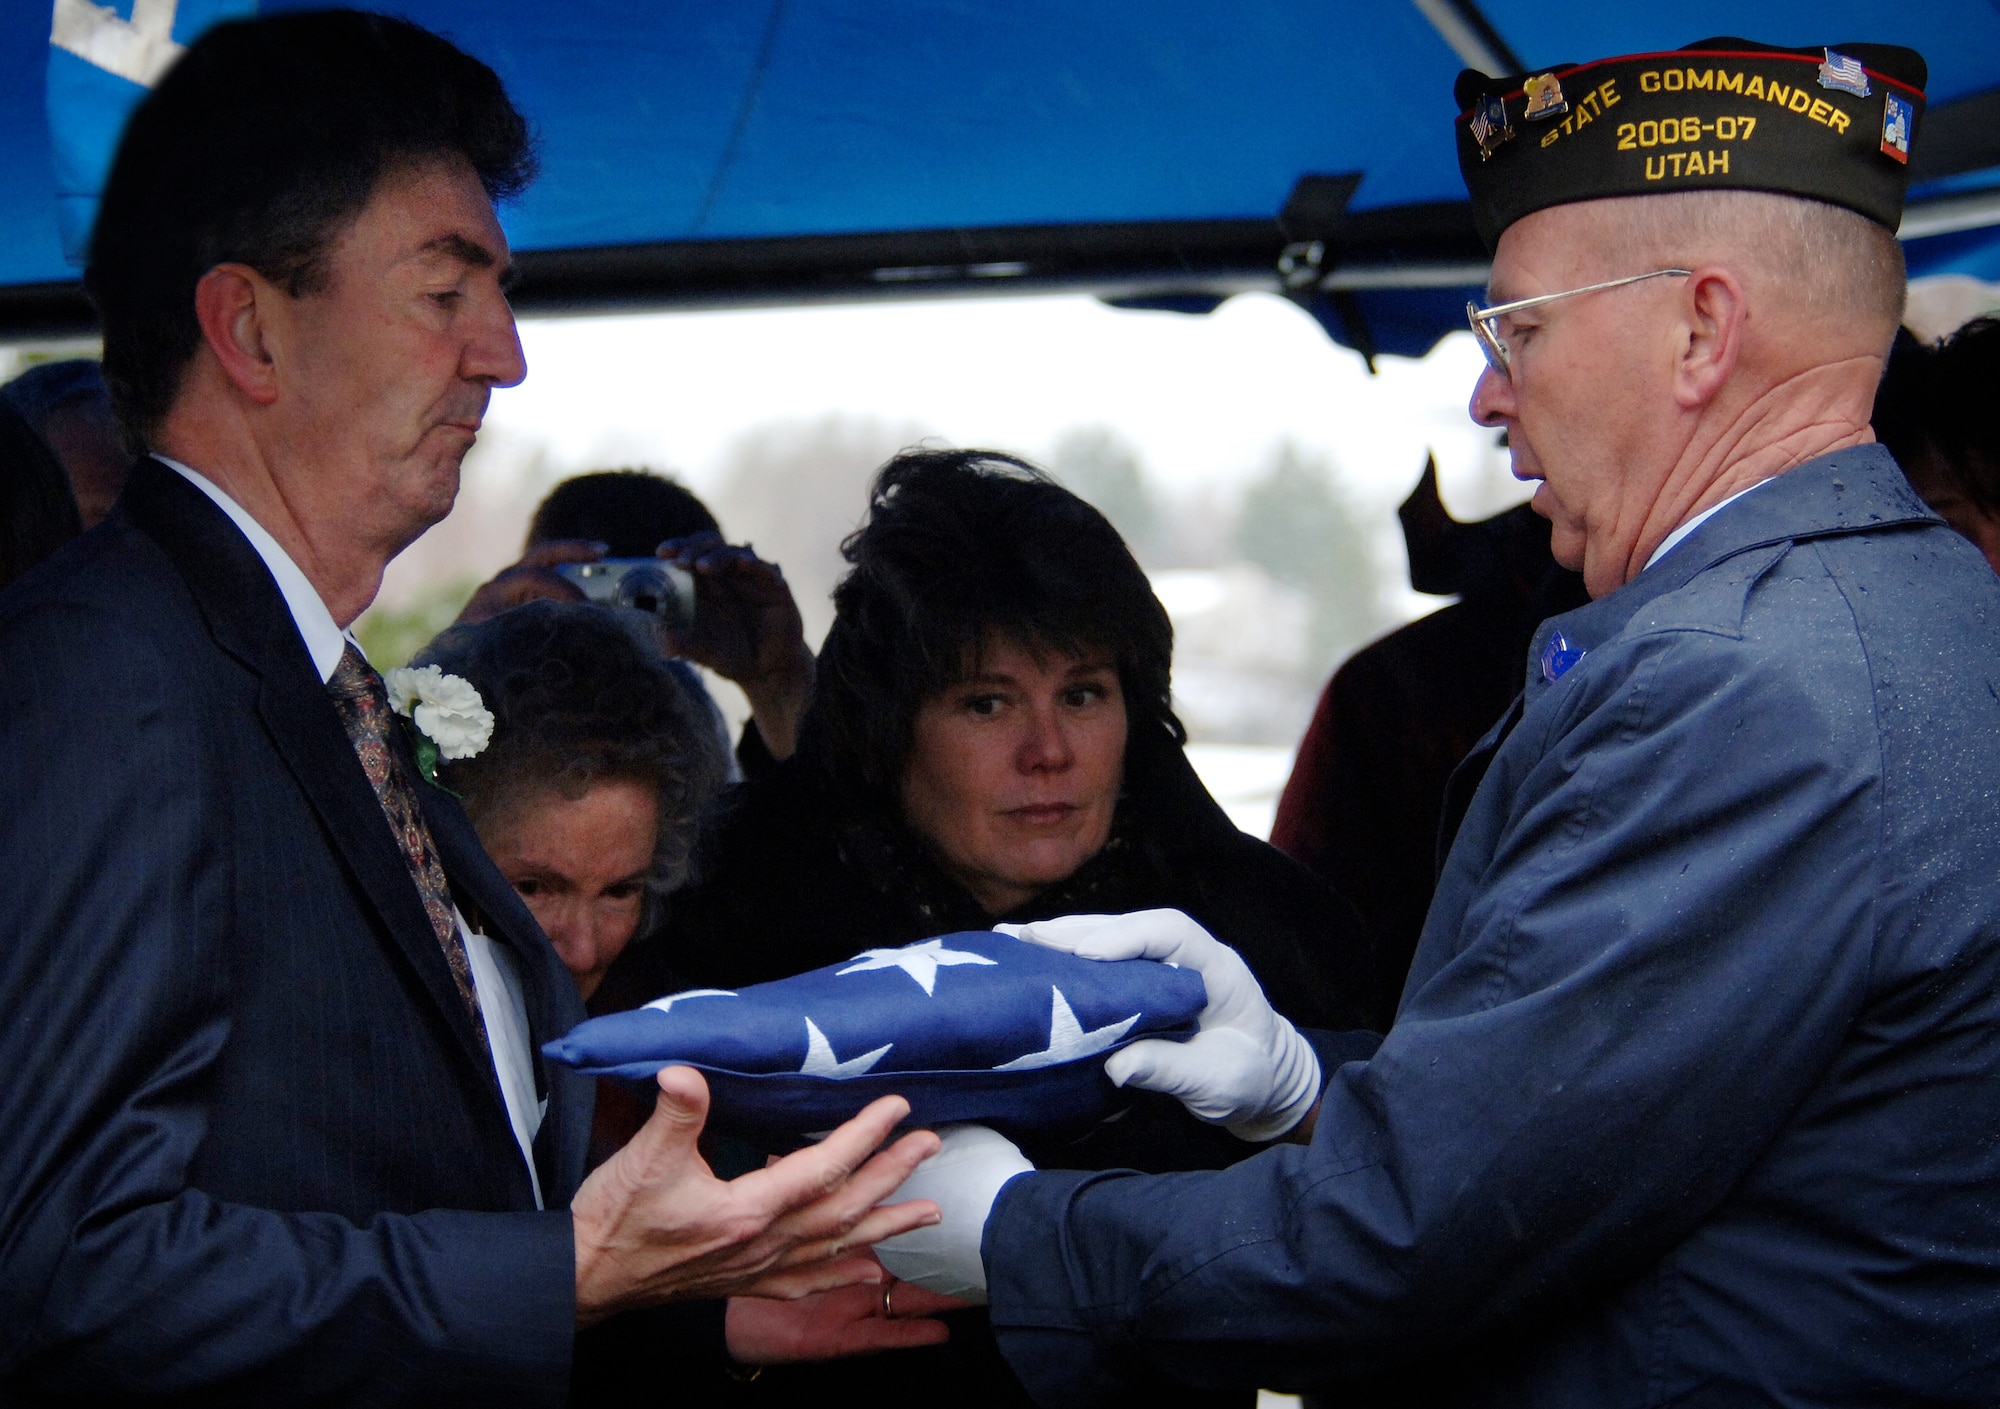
[885,37,2000,1405]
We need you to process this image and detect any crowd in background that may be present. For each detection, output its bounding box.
[4,320,1997,1025]
[5,314,1996,1022]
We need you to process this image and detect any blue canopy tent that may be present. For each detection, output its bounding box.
[2,0,1997,359]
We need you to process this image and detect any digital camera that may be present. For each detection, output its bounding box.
[556,558,696,631]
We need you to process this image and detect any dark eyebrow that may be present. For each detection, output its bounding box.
[421,232,493,266]
[420,232,515,288]
[956,659,1114,689]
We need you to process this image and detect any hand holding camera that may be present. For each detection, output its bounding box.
[655,532,816,759]
[456,532,815,760]
[556,556,697,633]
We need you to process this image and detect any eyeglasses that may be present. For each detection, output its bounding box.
[1467,268,1693,375]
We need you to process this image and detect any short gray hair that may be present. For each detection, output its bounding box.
[1583,189,1905,339]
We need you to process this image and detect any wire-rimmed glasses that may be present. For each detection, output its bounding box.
[1467,268,1693,375]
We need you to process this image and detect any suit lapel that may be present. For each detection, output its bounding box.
[122,461,506,1101]
[420,781,593,1199]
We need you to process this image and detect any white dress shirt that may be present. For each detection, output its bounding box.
[1644,478,1774,571]
[160,456,546,1207]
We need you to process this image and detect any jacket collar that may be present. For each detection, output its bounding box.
[1521,445,1938,697]
[152,454,348,682]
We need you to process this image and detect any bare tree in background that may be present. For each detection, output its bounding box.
[1049,426,1168,567]
[713,415,933,648]
[1233,440,1387,677]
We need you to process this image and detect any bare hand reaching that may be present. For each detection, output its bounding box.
[571,1066,940,1327]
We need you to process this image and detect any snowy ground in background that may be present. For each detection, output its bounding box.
[1185,742,1296,842]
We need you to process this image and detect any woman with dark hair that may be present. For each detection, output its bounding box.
[595,448,1371,1404]
[416,601,730,1005]
[609,445,1369,1053]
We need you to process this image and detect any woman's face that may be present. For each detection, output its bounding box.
[899,634,1127,917]
[483,778,658,1000]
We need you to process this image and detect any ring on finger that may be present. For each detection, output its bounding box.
[882,1281,896,1319]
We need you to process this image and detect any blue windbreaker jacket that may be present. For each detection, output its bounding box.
[987,447,2000,1407]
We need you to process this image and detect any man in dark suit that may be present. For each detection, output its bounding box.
[0,14,941,1402]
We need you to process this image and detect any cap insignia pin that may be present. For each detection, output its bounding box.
[1880,90,1913,163]
[1818,48,1871,98]
[1470,93,1515,160]
[1522,73,1569,121]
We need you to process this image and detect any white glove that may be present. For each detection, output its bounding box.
[871,1123,1034,1303]
[999,909,1322,1142]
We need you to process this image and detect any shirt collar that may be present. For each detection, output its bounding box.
[155,456,353,684]
[1644,477,1775,571]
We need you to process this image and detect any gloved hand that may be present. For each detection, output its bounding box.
[998,909,1322,1142]
[871,1124,1034,1303]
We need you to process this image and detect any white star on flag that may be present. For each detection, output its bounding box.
[992,986,1140,1072]
[837,938,998,995]
[642,989,736,1015]
[799,1018,892,1077]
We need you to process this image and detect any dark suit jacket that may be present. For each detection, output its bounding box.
[0,460,594,1404]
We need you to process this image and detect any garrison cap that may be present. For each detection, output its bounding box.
[1454,38,1927,246]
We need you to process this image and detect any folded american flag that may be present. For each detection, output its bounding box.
[543,930,1207,1139]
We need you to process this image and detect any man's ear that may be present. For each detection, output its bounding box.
[1672,266,1746,410]
[192,264,282,407]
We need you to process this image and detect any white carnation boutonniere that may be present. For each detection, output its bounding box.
[383,665,494,790]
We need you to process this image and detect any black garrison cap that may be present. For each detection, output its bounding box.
[1454,38,1927,246]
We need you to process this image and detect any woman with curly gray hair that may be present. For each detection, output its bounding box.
[415,600,729,1000]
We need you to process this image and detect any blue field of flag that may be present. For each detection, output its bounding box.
[544,930,1208,1138]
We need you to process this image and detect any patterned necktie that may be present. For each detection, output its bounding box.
[327,644,490,1053]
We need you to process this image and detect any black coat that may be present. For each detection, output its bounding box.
[592,719,1376,1408]
[600,722,1373,1148]
[1271,488,1588,1030]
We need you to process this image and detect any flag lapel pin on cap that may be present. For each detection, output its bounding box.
[1819,48,1872,97]
[1471,93,1514,160]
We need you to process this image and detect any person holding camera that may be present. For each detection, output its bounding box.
[459,471,817,763]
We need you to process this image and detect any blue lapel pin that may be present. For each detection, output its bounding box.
[1541,631,1586,683]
